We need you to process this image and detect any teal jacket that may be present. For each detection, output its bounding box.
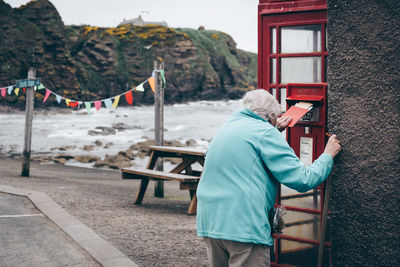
[196,109,333,245]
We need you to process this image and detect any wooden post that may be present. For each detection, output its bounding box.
[21,68,36,177]
[154,60,164,197]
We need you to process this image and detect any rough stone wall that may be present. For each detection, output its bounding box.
[327,0,400,266]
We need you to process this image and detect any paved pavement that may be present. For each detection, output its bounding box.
[0,186,137,267]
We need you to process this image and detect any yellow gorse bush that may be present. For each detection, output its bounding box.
[211,33,220,40]
[136,25,176,40]
[82,26,99,36]
[104,27,129,39]
[80,24,189,44]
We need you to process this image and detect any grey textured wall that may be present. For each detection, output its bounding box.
[327,0,400,266]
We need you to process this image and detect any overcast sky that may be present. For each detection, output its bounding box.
[5,0,259,53]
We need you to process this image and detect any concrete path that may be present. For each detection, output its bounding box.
[0,186,137,267]
[0,158,205,266]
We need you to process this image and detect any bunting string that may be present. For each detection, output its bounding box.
[0,71,165,115]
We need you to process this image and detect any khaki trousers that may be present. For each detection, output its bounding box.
[203,237,270,267]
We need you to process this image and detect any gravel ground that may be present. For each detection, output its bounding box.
[0,158,208,266]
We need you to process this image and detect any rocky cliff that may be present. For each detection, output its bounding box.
[0,0,257,107]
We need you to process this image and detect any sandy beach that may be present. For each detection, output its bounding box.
[0,158,208,266]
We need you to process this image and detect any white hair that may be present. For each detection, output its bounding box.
[242,89,281,121]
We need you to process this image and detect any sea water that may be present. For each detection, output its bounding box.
[0,100,242,163]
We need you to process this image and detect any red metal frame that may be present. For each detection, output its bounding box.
[259,0,327,15]
[273,234,331,247]
[259,13,327,93]
[274,84,330,266]
[258,1,329,266]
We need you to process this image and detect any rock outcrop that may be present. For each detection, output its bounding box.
[0,0,257,107]
[30,137,191,169]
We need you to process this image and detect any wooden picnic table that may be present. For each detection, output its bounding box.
[122,145,206,215]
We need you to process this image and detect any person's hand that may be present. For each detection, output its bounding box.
[324,134,341,158]
[276,116,292,132]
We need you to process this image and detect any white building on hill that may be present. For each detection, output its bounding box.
[118,15,168,27]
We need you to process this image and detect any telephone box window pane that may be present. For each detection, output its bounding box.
[325,25,328,52]
[281,25,321,53]
[280,88,287,112]
[280,57,321,83]
[271,88,277,100]
[280,87,287,138]
[271,27,276,54]
[271,58,276,83]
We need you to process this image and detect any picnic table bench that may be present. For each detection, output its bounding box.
[122,145,206,215]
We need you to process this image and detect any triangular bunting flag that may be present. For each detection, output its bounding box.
[0,73,154,111]
[104,99,112,109]
[148,77,155,92]
[159,70,166,87]
[69,101,79,108]
[94,101,102,111]
[135,83,144,92]
[84,102,91,115]
[43,89,51,103]
[112,95,120,108]
[125,91,133,105]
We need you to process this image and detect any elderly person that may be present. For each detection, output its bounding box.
[196,89,341,267]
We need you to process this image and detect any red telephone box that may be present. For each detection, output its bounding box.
[258,1,331,266]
